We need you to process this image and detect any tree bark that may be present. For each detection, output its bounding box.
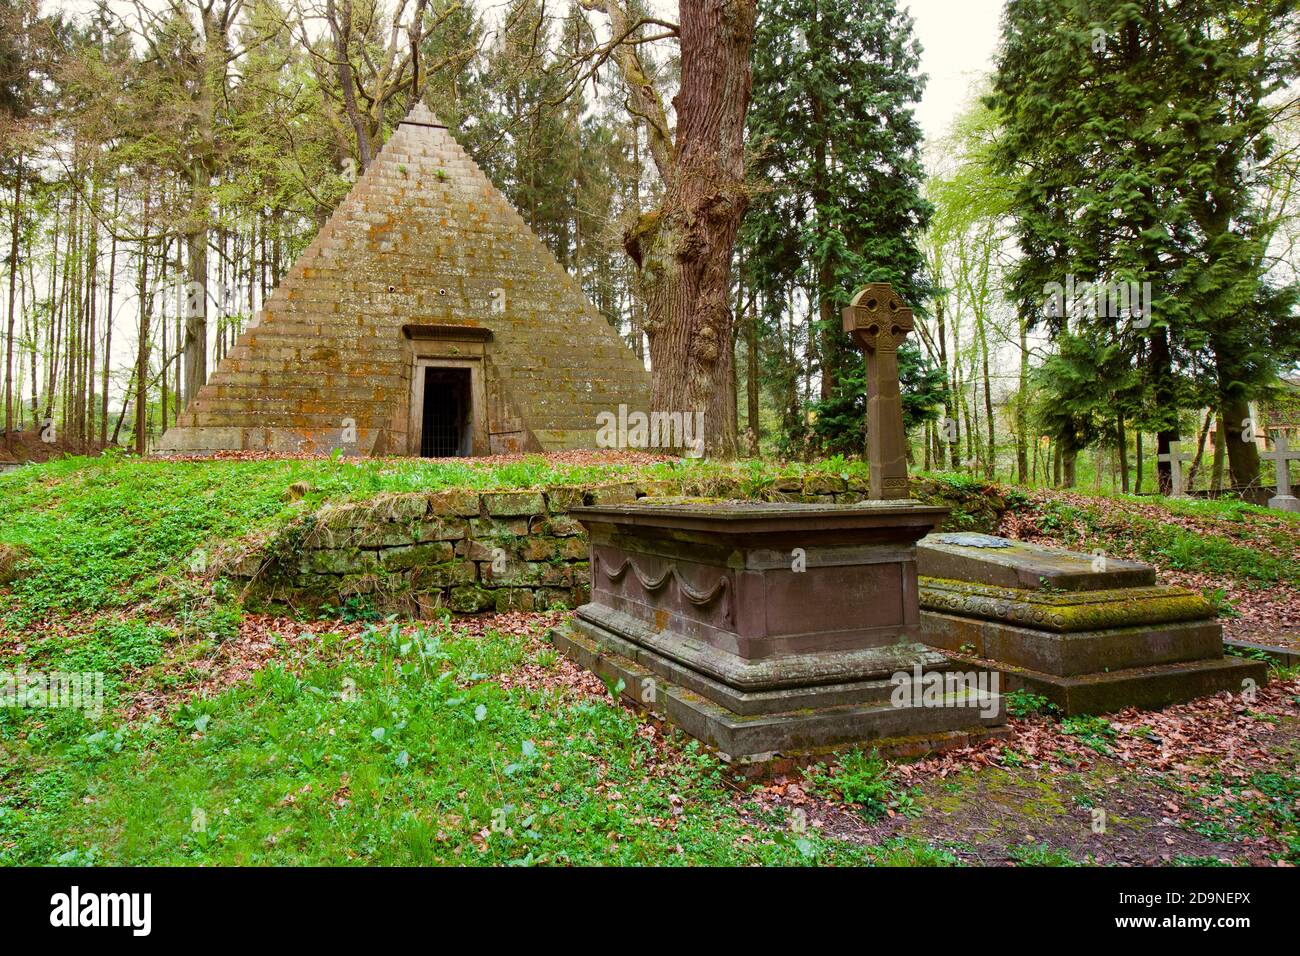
[978,312,994,478]
[1117,411,1129,493]
[1150,326,1180,494]
[637,0,754,457]
[1211,412,1225,491]
[4,150,21,450]
[1135,431,1143,493]
[328,0,374,170]
[135,197,151,456]
[601,0,756,458]
[1220,395,1260,491]
[102,192,117,447]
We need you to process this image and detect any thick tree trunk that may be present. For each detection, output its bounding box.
[4,150,21,450]
[182,10,235,407]
[979,315,994,478]
[1015,316,1028,483]
[185,166,211,404]
[1150,326,1180,494]
[1135,431,1143,493]
[1221,395,1260,491]
[1211,412,1225,491]
[628,0,755,458]
[1117,412,1129,493]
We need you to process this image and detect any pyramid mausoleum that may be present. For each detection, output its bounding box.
[158,103,651,457]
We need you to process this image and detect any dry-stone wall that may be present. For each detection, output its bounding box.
[221,475,1009,617]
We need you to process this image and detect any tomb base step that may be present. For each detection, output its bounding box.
[943,653,1267,716]
[918,608,1224,676]
[552,622,1008,767]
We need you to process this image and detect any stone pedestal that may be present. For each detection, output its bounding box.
[916,533,1267,715]
[551,501,1007,765]
[1267,494,1299,513]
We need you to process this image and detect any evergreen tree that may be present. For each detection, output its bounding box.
[479,0,578,262]
[743,0,940,457]
[991,0,1300,491]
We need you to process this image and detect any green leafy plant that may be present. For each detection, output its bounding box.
[806,749,918,821]
[1005,688,1054,718]
[1060,715,1117,754]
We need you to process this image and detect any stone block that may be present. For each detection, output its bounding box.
[412,560,477,588]
[535,587,575,611]
[381,541,455,571]
[455,538,501,561]
[532,514,583,537]
[520,537,559,561]
[479,557,547,587]
[773,473,804,493]
[303,548,379,575]
[637,480,682,499]
[350,523,420,548]
[427,490,482,517]
[802,474,846,495]
[914,535,1267,715]
[494,588,536,612]
[918,533,1155,591]
[415,517,468,542]
[484,491,546,516]
[368,493,430,522]
[448,584,493,612]
[586,481,639,505]
[545,486,586,512]
[470,517,532,537]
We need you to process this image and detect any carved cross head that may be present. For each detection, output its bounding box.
[842,283,914,353]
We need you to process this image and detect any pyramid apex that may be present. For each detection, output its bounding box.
[400,102,446,129]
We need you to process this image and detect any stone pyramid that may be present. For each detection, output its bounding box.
[158,102,651,457]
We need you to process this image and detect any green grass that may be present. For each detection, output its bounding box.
[0,618,885,866]
[1028,496,1299,586]
[3,452,1295,867]
[1007,842,1081,866]
[0,452,873,628]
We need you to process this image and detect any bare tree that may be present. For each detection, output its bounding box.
[578,0,755,457]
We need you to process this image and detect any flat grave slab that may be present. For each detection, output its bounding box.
[917,532,1155,591]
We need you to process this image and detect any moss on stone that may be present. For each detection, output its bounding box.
[0,542,29,584]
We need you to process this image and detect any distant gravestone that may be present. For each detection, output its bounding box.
[842,283,914,500]
[1261,433,1300,512]
[1157,441,1193,497]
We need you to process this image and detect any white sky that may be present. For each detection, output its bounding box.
[905,0,1004,149]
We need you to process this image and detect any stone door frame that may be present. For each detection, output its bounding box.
[403,325,492,457]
